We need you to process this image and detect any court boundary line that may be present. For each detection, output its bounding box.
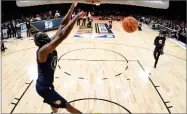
[10,80,33,114]
[58,48,173,113]
[60,58,173,113]
[2,44,181,113]
[137,60,172,114]
[4,48,173,113]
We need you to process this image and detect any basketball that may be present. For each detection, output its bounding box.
[122,16,139,33]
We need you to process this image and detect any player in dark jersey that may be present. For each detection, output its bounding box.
[34,3,85,114]
[138,23,142,31]
[109,20,112,29]
[153,30,167,68]
[26,18,31,37]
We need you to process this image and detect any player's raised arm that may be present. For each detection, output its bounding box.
[52,3,77,39]
[61,3,77,26]
[37,11,85,63]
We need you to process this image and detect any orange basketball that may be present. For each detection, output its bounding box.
[122,16,139,33]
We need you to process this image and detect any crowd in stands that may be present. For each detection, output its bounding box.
[29,10,61,22]
[135,14,186,33]
[1,9,95,40]
[133,14,186,41]
[1,7,186,40]
[1,10,62,39]
[93,8,186,36]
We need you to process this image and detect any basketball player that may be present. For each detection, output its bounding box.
[88,12,92,21]
[87,17,93,28]
[1,40,7,52]
[153,30,166,68]
[26,18,31,37]
[109,20,112,29]
[77,17,81,26]
[77,9,81,26]
[138,23,142,31]
[34,3,85,114]
[82,14,87,26]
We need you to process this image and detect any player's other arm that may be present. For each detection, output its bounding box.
[154,36,158,45]
[38,12,85,63]
[61,3,77,26]
[163,37,166,46]
[52,3,77,40]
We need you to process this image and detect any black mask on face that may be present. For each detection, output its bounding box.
[34,32,51,47]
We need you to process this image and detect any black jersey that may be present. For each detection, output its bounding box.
[26,20,31,28]
[154,36,166,48]
[36,50,58,86]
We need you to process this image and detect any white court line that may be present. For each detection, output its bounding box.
[168,38,186,50]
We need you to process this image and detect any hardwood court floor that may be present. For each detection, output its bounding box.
[2,20,186,113]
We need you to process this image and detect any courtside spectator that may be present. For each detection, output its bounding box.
[54,10,60,18]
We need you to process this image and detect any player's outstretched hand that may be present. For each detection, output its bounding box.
[73,2,77,7]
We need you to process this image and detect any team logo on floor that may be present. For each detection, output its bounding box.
[74,23,115,38]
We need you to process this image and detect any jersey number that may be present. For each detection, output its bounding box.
[51,56,57,70]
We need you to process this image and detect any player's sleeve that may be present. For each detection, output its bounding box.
[154,36,158,45]
[163,37,166,46]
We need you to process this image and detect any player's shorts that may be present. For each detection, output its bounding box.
[36,81,67,108]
